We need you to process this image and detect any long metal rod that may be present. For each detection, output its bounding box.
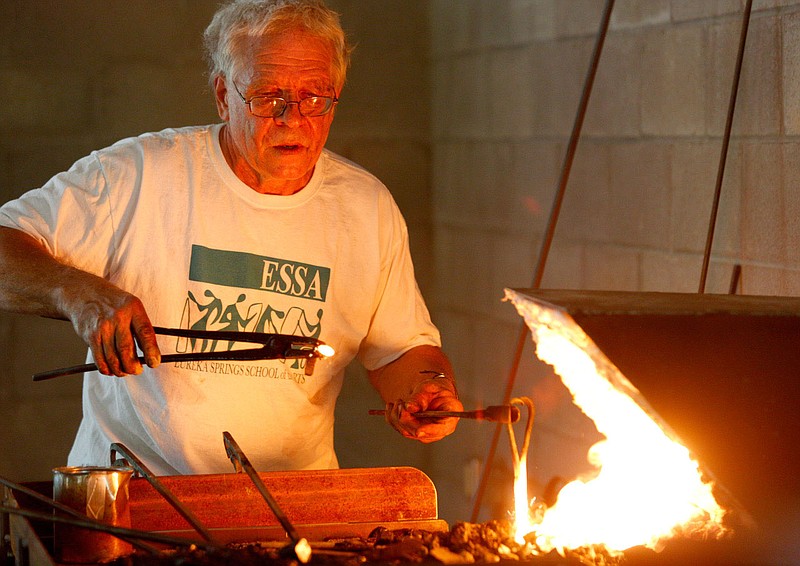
[470,0,616,523]
[110,443,216,543]
[222,432,301,543]
[0,506,210,550]
[698,0,753,293]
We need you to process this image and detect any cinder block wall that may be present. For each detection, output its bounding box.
[428,0,800,522]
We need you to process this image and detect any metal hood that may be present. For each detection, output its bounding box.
[511,289,800,561]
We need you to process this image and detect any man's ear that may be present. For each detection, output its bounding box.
[213,75,230,121]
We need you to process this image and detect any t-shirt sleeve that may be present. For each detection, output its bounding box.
[356,191,441,371]
[0,152,118,278]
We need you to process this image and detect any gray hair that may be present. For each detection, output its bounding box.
[203,0,351,91]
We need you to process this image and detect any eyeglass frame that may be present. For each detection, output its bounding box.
[231,81,338,118]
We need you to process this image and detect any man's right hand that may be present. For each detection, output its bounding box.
[0,226,161,376]
[65,283,161,376]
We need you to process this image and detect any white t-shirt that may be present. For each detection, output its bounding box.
[0,124,440,474]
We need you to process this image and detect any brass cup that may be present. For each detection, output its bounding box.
[52,466,134,563]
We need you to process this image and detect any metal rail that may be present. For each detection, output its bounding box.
[699,0,753,293]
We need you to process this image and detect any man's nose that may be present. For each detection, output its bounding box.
[274,101,303,126]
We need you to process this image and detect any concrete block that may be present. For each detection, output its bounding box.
[608,142,672,249]
[780,143,800,268]
[782,10,800,135]
[555,0,607,38]
[641,25,706,136]
[346,140,431,226]
[670,141,742,257]
[95,64,218,142]
[10,2,214,72]
[475,0,556,46]
[741,264,800,295]
[434,142,478,224]
[6,397,82,481]
[583,33,643,138]
[429,0,479,55]
[531,38,593,137]
[431,310,478,392]
[6,138,99,196]
[510,0,557,43]
[560,142,613,243]
[0,69,90,134]
[0,2,12,62]
[432,52,490,139]
[476,0,516,48]
[8,315,85,401]
[469,143,517,229]
[741,142,786,263]
[537,241,585,290]
[431,142,467,218]
[470,317,522,400]
[703,258,746,294]
[672,0,745,21]
[610,0,671,30]
[736,15,781,136]
[339,49,429,139]
[581,243,641,290]
[640,250,705,292]
[433,226,494,313]
[509,141,562,237]
[753,0,800,10]
[339,0,427,52]
[489,46,536,139]
[706,18,739,136]
[490,234,538,301]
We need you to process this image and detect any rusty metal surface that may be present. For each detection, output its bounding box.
[514,289,800,556]
[127,467,442,533]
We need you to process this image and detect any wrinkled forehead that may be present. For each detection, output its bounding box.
[231,28,339,91]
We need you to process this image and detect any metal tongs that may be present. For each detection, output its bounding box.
[33,326,334,381]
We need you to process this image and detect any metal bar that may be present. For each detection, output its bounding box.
[368,405,520,423]
[222,433,300,543]
[728,264,742,295]
[698,0,753,293]
[0,506,211,550]
[470,0,616,523]
[110,443,216,544]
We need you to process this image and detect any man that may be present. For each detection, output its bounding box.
[0,0,461,475]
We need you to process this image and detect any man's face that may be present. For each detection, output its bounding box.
[215,29,338,195]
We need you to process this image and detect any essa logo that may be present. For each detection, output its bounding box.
[260,259,325,301]
[189,245,330,302]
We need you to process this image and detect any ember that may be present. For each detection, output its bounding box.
[106,522,618,566]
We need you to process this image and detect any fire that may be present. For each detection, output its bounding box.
[504,289,727,556]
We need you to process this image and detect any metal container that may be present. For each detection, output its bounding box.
[52,466,134,563]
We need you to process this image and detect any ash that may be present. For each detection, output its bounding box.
[108,521,621,566]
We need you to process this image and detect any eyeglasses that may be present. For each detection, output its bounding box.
[232,82,338,118]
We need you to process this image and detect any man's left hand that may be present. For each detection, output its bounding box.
[384,376,463,443]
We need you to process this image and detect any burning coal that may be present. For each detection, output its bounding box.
[504,289,727,557]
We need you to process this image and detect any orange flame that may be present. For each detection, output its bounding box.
[505,289,727,555]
